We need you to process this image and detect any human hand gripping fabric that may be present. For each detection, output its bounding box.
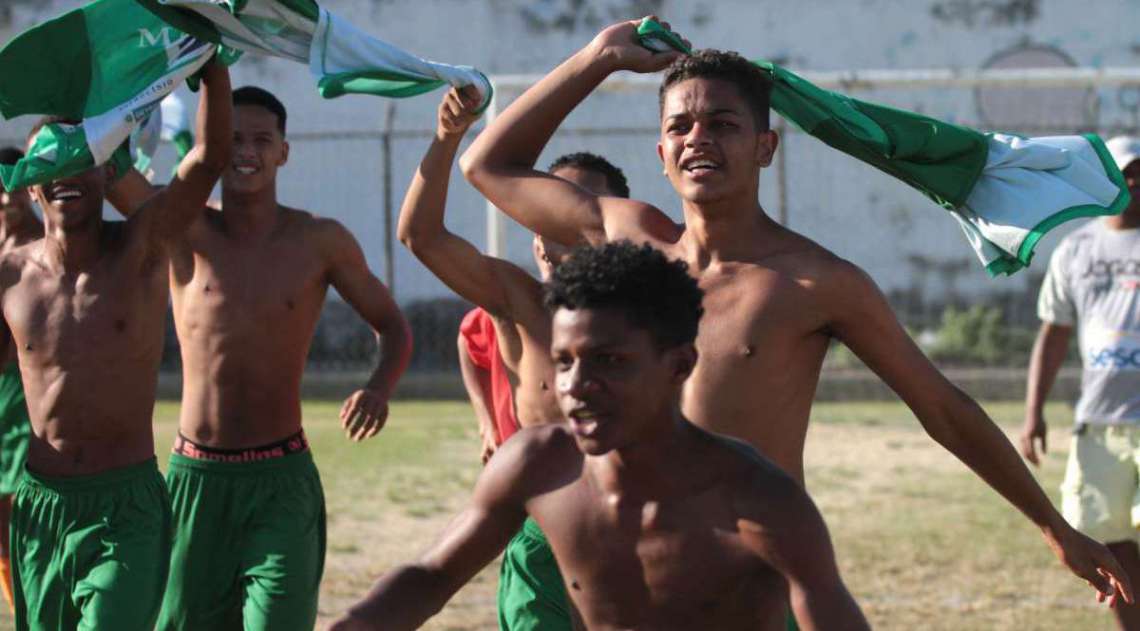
[586,16,688,74]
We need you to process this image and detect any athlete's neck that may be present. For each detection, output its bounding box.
[596,411,696,497]
[42,216,103,273]
[220,185,280,239]
[680,198,777,268]
[1105,203,1140,230]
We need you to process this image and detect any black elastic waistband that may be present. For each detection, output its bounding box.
[172,429,309,463]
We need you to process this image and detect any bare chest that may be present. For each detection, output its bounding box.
[4,268,165,365]
[694,268,825,367]
[538,492,776,625]
[174,237,328,332]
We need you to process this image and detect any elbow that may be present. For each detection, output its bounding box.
[458,148,485,189]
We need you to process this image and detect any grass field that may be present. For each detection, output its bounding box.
[0,399,1124,630]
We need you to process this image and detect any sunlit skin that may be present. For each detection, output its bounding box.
[0,60,231,477]
[0,167,42,563]
[402,89,621,454]
[331,305,867,631]
[109,97,412,450]
[459,16,1135,606]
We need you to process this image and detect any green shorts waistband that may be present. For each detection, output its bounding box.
[521,516,548,544]
[168,449,315,475]
[21,457,159,493]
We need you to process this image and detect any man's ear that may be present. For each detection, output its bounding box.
[670,344,698,384]
[755,129,778,168]
[279,140,290,167]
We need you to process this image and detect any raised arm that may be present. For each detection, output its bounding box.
[329,431,540,630]
[824,260,1131,606]
[320,221,413,441]
[459,18,680,246]
[457,331,501,463]
[127,59,231,244]
[742,471,868,631]
[1020,322,1072,465]
[397,87,540,320]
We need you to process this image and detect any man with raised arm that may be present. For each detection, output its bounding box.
[333,241,870,631]
[460,16,1132,605]
[403,86,633,631]
[108,86,413,630]
[0,147,41,613]
[0,58,230,630]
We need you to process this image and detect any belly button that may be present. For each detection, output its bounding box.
[540,380,548,391]
[23,343,30,351]
[742,344,754,357]
[570,579,580,591]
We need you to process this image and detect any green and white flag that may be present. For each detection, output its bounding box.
[638,20,1131,276]
[141,0,494,110]
[0,0,214,191]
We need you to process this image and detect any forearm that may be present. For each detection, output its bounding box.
[181,61,232,178]
[919,387,1063,529]
[792,587,869,631]
[344,564,457,630]
[1025,326,1070,417]
[364,313,413,400]
[458,341,499,442]
[397,130,464,248]
[462,46,611,177]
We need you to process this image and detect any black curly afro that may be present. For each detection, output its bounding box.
[544,240,703,349]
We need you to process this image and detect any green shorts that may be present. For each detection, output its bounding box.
[498,517,572,631]
[0,363,30,495]
[11,458,172,631]
[157,450,326,631]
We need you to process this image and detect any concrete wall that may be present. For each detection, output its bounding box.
[2,0,1138,320]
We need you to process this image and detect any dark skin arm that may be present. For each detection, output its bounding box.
[824,260,1131,606]
[397,87,542,322]
[457,331,500,463]
[124,59,231,246]
[328,430,541,630]
[460,18,682,247]
[319,221,413,441]
[1020,322,1073,465]
[739,469,868,631]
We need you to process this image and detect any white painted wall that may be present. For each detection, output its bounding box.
[1,0,1137,314]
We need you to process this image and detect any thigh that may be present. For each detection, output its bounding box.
[1062,426,1138,544]
[240,471,326,631]
[157,465,244,631]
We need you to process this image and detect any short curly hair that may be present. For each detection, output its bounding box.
[659,49,772,130]
[544,241,703,349]
[547,152,630,198]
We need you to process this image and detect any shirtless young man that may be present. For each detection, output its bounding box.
[459,17,1133,605]
[402,87,633,631]
[0,59,230,630]
[333,241,869,631]
[0,148,41,612]
[109,86,413,630]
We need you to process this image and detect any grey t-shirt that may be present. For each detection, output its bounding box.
[1038,220,1140,424]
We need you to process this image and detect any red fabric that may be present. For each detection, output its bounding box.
[459,308,519,444]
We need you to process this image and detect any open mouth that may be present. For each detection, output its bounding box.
[233,164,260,176]
[681,157,721,176]
[568,409,602,436]
[46,184,85,203]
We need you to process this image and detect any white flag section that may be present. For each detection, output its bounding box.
[951,134,1129,274]
[156,0,494,110]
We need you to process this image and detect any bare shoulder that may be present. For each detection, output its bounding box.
[486,423,584,499]
[0,240,39,285]
[602,197,684,246]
